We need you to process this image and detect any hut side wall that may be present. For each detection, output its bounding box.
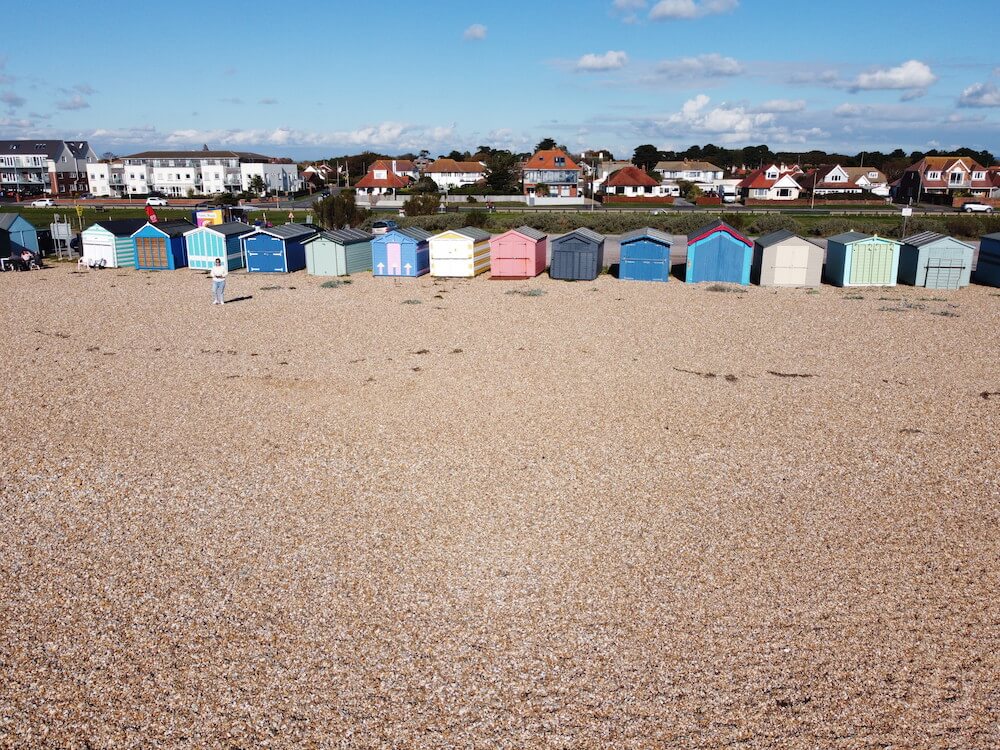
[973,236,1000,287]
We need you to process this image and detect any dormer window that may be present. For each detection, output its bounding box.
[868,171,878,178]
[973,171,985,180]
[927,171,940,180]
[555,157,565,166]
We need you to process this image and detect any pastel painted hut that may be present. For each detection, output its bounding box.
[302,227,374,276]
[752,229,823,287]
[974,233,1000,287]
[371,227,431,277]
[80,219,146,268]
[685,220,752,284]
[550,227,605,281]
[242,223,316,273]
[618,227,672,282]
[429,227,492,277]
[898,231,973,289]
[489,226,547,279]
[824,232,901,287]
[0,213,39,256]
[131,220,194,270]
[184,222,252,271]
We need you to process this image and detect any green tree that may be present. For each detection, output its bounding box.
[534,182,550,197]
[314,190,369,229]
[676,180,702,200]
[402,193,440,216]
[632,144,661,172]
[484,150,520,192]
[535,137,557,151]
[247,175,267,196]
[411,176,440,194]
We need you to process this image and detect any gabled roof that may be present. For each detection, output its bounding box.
[0,139,91,158]
[605,166,659,188]
[133,219,195,237]
[806,164,888,188]
[902,231,974,250]
[755,229,802,247]
[425,158,484,174]
[619,227,672,246]
[557,227,605,243]
[123,149,272,160]
[687,220,751,246]
[738,166,801,190]
[0,213,33,230]
[827,231,899,245]
[355,169,410,188]
[303,227,372,245]
[453,227,491,242]
[396,227,432,242]
[185,221,253,237]
[654,160,722,173]
[524,149,580,171]
[91,219,147,236]
[512,225,546,241]
[250,222,316,241]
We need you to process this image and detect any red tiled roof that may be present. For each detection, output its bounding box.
[425,158,484,174]
[524,149,579,171]
[605,165,659,187]
[738,165,800,189]
[905,156,990,188]
[355,170,410,188]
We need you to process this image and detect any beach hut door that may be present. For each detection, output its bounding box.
[850,242,892,285]
[387,242,401,274]
[924,257,963,288]
[772,244,808,285]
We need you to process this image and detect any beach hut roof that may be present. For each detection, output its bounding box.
[397,227,432,241]
[619,227,672,246]
[186,221,253,237]
[755,229,801,247]
[135,219,194,237]
[687,219,750,245]
[453,226,491,242]
[561,227,605,243]
[512,225,546,241]
[91,219,147,236]
[252,222,315,240]
[304,227,373,245]
[903,230,974,249]
[0,213,31,230]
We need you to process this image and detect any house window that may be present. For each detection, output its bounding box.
[927,171,940,180]
[949,172,963,184]
[972,171,984,180]
[777,188,792,197]
[868,171,878,178]
[554,157,565,166]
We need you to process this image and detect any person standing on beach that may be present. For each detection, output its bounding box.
[211,258,228,305]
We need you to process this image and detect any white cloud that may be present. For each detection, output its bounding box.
[958,82,1000,108]
[663,93,775,139]
[649,0,738,20]
[849,59,936,98]
[654,53,743,77]
[463,24,487,40]
[72,83,95,95]
[612,0,647,22]
[56,95,90,111]
[259,97,278,105]
[1,90,25,108]
[576,50,629,72]
[755,98,806,113]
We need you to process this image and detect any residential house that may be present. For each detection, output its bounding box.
[601,166,670,199]
[988,166,1000,198]
[801,165,889,197]
[121,150,302,197]
[654,160,725,195]
[302,163,335,182]
[0,140,96,197]
[738,164,803,201]
[423,158,485,189]
[522,148,581,198]
[86,160,126,197]
[591,160,633,193]
[897,156,991,203]
[354,159,413,197]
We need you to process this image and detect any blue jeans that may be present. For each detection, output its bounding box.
[212,279,226,303]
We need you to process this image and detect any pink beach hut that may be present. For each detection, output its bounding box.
[489,225,547,279]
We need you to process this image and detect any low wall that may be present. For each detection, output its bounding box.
[694,196,722,206]
[527,196,585,206]
[745,198,887,207]
[602,196,675,205]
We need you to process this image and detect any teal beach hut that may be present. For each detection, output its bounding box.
[184,222,251,271]
[303,228,374,276]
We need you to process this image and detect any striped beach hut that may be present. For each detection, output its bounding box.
[131,220,193,270]
[184,221,252,271]
[824,232,901,287]
[372,227,431,277]
[429,227,492,277]
[685,220,752,285]
[302,228,373,276]
[242,223,316,273]
[489,226,547,279]
[550,228,605,281]
[618,227,672,282]
[752,229,823,287]
[974,233,1000,287]
[0,213,38,256]
[80,219,146,268]
[897,232,973,289]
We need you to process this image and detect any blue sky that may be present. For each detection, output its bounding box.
[1,0,998,159]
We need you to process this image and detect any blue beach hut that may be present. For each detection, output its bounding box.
[184,221,251,271]
[685,220,752,284]
[372,227,431,277]
[898,232,973,289]
[131,220,194,270]
[973,233,1000,287]
[618,227,672,282]
[0,213,39,256]
[242,223,316,273]
[824,232,901,287]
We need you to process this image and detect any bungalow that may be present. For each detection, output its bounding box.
[738,164,803,201]
[423,158,485,189]
[354,159,413,197]
[522,148,581,198]
[601,166,670,199]
[897,156,991,203]
[591,160,633,193]
[802,165,889,197]
[655,160,724,195]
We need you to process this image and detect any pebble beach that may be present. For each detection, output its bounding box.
[1,264,998,748]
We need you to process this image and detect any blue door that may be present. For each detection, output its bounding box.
[247,236,285,273]
[689,235,744,283]
[621,240,669,282]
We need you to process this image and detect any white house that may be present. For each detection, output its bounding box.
[655,160,725,194]
[423,158,485,189]
[806,165,889,197]
[120,150,302,197]
[86,161,126,197]
[738,164,803,201]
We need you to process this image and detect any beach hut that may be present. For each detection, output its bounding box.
[302,228,373,276]
[184,222,252,271]
[131,220,194,270]
[489,226,547,279]
[550,228,605,281]
[974,233,1000,287]
[80,219,146,268]
[429,227,492,277]
[752,229,823,287]
[824,232,901,287]
[372,227,431,277]
[242,223,316,273]
[685,220,752,285]
[618,227,672,282]
[0,213,38,256]
[897,231,974,289]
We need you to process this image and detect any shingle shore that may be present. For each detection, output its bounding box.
[1,267,998,748]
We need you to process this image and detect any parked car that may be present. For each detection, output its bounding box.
[30,198,55,207]
[959,201,994,213]
[371,219,398,235]
[146,197,168,206]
